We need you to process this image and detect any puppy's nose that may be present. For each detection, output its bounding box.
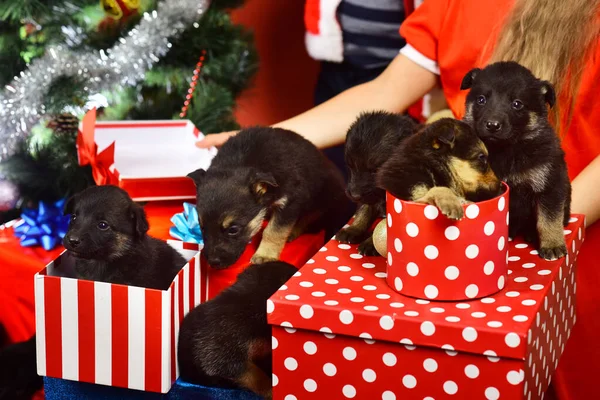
[485,120,501,133]
[67,236,81,247]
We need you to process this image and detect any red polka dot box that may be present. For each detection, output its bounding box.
[386,184,510,301]
[267,216,585,400]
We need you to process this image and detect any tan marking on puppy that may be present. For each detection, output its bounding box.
[414,186,465,220]
[252,182,269,197]
[335,204,375,243]
[236,361,272,400]
[222,214,236,229]
[111,233,132,259]
[449,157,500,196]
[273,195,288,209]
[463,103,474,123]
[410,184,431,201]
[509,163,551,193]
[251,216,295,264]
[527,112,539,130]
[247,209,268,238]
[537,206,567,260]
[289,211,322,242]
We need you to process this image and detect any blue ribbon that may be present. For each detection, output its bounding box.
[170,202,203,244]
[13,199,69,251]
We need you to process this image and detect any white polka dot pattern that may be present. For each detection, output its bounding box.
[268,212,584,400]
[385,190,509,301]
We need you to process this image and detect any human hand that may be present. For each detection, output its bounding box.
[195,131,238,148]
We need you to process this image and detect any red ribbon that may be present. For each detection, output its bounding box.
[76,108,119,185]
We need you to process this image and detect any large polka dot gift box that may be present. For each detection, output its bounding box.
[267,216,584,400]
[386,183,510,301]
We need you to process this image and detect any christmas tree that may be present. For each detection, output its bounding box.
[0,0,257,222]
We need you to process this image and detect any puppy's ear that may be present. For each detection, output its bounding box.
[460,68,481,90]
[540,81,556,108]
[433,129,456,150]
[250,171,278,197]
[130,203,149,238]
[63,194,78,215]
[187,169,206,185]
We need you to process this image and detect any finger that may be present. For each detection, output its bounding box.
[195,132,236,148]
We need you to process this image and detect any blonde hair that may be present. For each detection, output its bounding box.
[489,0,600,134]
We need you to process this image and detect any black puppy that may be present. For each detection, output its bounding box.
[377,118,501,219]
[178,261,296,400]
[188,127,349,268]
[335,111,416,255]
[63,185,187,289]
[461,61,571,260]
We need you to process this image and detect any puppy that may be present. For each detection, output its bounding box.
[335,111,416,255]
[377,118,501,219]
[178,261,297,400]
[461,61,571,260]
[188,126,349,268]
[63,185,187,289]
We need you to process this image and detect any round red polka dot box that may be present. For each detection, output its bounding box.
[386,183,510,301]
[267,216,585,400]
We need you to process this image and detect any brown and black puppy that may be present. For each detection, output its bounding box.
[335,111,417,255]
[377,118,501,219]
[178,261,297,400]
[188,127,349,269]
[63,185,187,289]
[461,61,571,260]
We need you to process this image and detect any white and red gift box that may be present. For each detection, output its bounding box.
[34,241,206,393]
[77,109,217,202]
[268,216,584,400]
[386,184,510,301]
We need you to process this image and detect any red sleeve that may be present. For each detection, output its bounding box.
[400,0,449,61]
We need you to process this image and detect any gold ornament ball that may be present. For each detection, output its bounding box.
[372,219,387,257]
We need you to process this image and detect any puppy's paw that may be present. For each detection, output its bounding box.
[335,226,366,244]
[538,244,567,261]
[358,237,379,256]
[250,253,279,265]
[436,197,464,220]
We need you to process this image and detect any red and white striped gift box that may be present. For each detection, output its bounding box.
[34,241,205,393]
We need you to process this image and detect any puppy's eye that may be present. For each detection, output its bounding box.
[477,95,487,105]
[226,225,241,237]
[70,215,77,223]
[97,221,109,230]
[478,153,488,164]
[512,100,524,110]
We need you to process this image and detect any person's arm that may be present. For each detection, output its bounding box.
[196,54,437,149]
[570,155,600,227]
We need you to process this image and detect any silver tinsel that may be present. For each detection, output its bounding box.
[0,0,211,160]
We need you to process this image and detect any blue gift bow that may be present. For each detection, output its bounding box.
[170,202,203,244]
[13,199,70,251]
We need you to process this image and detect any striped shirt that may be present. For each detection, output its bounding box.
[337,0,406,69]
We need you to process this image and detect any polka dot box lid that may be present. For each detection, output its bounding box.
[267,216,584,361]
